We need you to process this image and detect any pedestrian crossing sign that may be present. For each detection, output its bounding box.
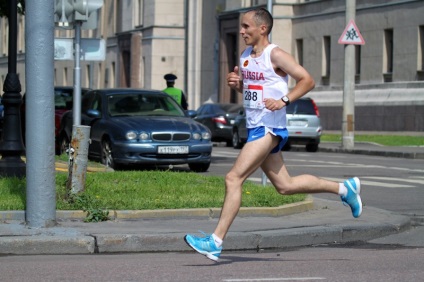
[338,20,365,45]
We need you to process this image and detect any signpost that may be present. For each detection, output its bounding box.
[54,0,104,195]
[54,38,106,61]
[338,1,365,150]
[338,20,365,45]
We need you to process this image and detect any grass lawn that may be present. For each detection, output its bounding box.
[0,170,305,212]
[0,133,420,219]
[321,133,424,146]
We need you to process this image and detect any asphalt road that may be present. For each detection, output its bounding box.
[207,145,424,218]
[1,246,423,282]
[0,146,423,281]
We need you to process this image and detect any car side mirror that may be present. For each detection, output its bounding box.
[185,110,197,118]
[87,109,101,118]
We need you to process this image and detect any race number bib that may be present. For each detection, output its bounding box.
[243,84,264,109]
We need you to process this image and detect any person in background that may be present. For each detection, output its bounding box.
[162,73,188,110]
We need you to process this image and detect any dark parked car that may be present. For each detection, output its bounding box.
[53,86,91,144]
[232,97,322,152]
[194,103,244,146]
[58,88,212,172]
[20,86,91,154]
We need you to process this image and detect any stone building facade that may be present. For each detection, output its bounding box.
[0,0,423,132]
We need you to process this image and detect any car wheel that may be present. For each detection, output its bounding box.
[188,162,210,173]
[282,141,291,151]
[306,143,319,152]
[232,130,243,149]
[57,134,70,156]
[225,140,232,147]
[101,139,116,169]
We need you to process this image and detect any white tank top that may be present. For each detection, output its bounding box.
[240,44,288,128]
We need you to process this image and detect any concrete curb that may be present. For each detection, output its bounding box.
[0,197,315,221]
[0,198,314,255]
[286,142,424,160]
[0,199,412,255]
[318,147,424,160]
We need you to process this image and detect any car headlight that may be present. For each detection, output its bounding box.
[126,131,137,140]
[139,132,150,140]
[202,132,211,140]
[192,132,201,140]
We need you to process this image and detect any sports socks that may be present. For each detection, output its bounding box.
[338,182,347,197]
[212,233,223,247]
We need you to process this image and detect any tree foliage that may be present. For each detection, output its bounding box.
[0,0,25,18]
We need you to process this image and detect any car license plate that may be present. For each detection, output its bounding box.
[288,120,307,126]
[158,146,189,154]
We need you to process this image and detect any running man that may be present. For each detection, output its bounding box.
[184,7,362,262]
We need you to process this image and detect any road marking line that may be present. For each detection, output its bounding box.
[323,177,414,188]
[363,176,424,185]
[286,165,359,168]
[248,176,418,188]
[247,177,271,184]
[287,159,424,173]
[223,278,326,281]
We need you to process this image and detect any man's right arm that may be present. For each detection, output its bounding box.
[227,66,243,93]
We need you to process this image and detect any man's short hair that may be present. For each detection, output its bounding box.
[248,7,273,35]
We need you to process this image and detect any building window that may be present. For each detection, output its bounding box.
[18,15,24,53]
[383,29,393,82]
[355,45,361,84]
[321,36,331,85]
[64,68,68,86]
[97,63,102,89]
[134,0,144,27]
[418,25,424,80]
[86,64,91,88]
[2,21,9,56]
[296,39,304,66]
[111,62,116,88]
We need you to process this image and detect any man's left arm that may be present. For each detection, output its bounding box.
[265,48,315,111]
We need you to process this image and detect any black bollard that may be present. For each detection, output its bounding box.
[0,0,26,177]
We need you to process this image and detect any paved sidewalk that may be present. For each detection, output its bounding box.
[0,198,411,255]
[0,140,422,255]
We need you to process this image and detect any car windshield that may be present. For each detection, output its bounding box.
[220,104,243,114]
[107,93,185,117]
[54,89,73,110]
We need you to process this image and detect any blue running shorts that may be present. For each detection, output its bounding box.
[246,126,289,153]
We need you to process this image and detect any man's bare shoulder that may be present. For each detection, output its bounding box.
[270,45,292,58]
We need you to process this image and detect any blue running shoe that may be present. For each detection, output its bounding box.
[341,177,362,218]
[184,232,222,262]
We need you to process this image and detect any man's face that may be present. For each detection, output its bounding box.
[240,12,262,46]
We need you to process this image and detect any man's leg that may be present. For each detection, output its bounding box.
[261,151,362,217]
[184,134,276,261]
[261,151,339,195]
[213,134,276,239]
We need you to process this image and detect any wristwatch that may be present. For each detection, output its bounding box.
[281,96,291,106]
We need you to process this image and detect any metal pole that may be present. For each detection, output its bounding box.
[342,0,356,149]
[267,0,272,42]
[25,0,56,228]
[73,21,82,126]
[67,125,90,195]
